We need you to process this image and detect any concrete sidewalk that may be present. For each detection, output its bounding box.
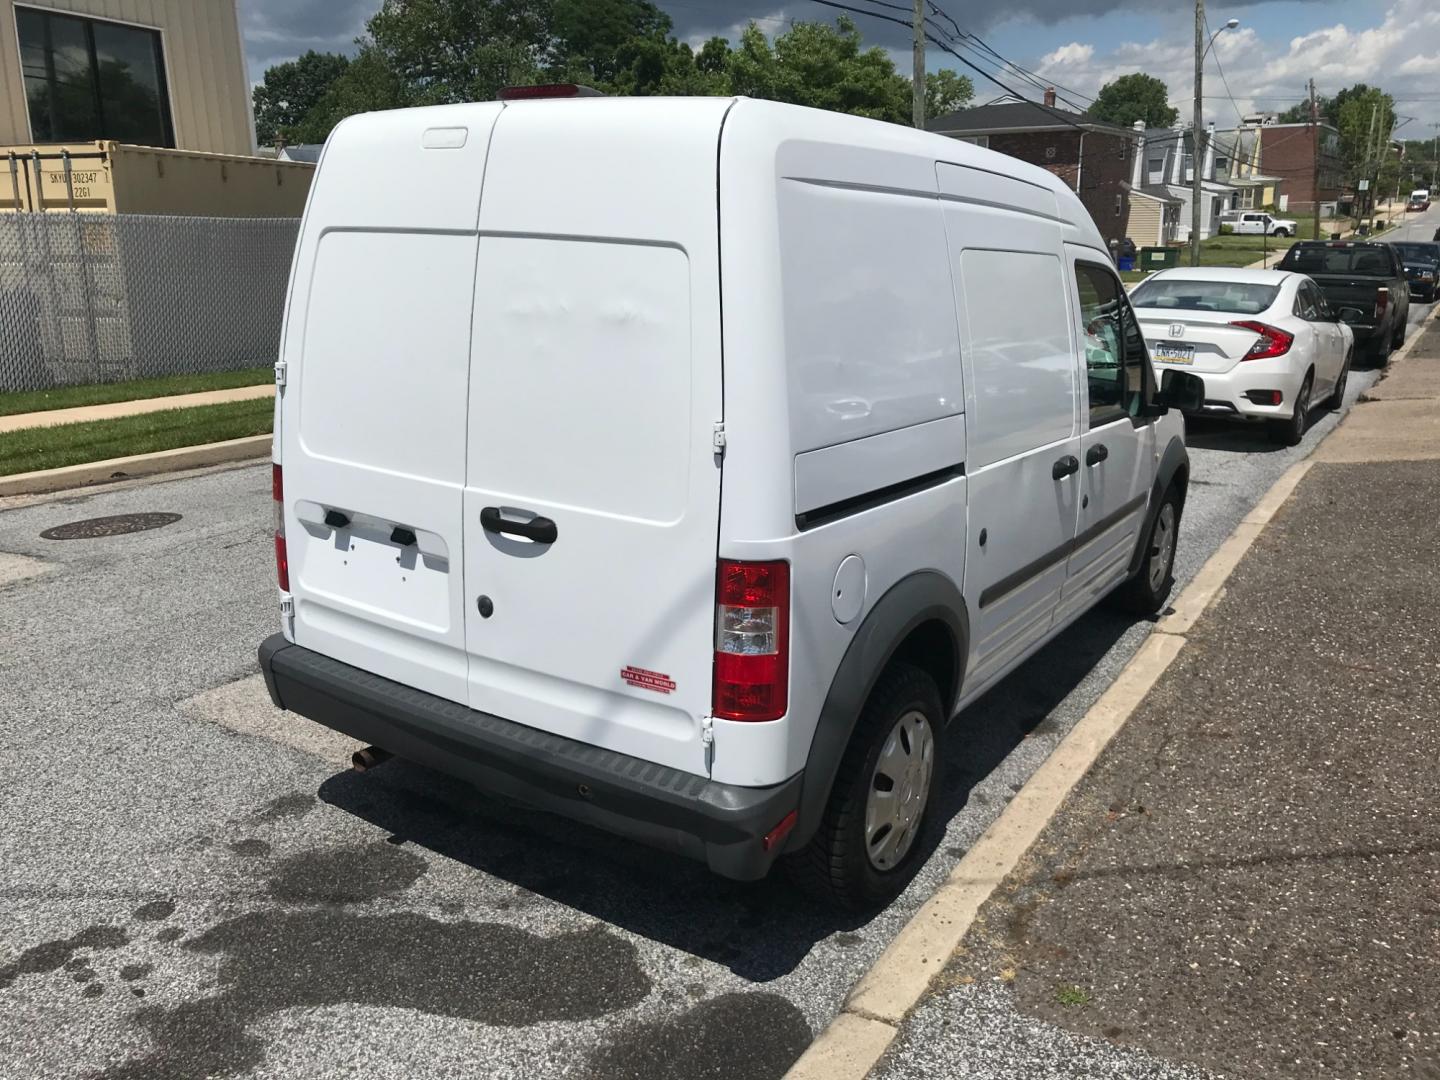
[0,384,274,435]
[872,327,1440,1078]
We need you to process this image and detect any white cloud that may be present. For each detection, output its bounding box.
[1032,0,1440,130]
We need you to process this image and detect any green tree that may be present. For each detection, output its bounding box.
[291,47,407,144]
[252,50,350,145]
[364,0,549,106]
[1088,73,1178,128]
[727,16,911,123]
[549,0,670,86]
[924,69,974,118]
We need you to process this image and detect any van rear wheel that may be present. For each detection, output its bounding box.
[785,663,944,909]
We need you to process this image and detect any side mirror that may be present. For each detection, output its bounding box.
[1155,369,1205,413]
[1336,306,1365,323]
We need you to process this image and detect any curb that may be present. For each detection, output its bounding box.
[778,322,1437,1079]
[0,435,271,497]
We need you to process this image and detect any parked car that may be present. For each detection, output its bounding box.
[256,93,1203,908]
[1224,211,1299,237]
[1275,241,1409,365]
[1130,268,1354,445]
[1389,241,1440,302]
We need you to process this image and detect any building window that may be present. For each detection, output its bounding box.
[1115,193,1123,217]
[1147,157,1165,183]
[957,135,989,148]
[16,6,174,148]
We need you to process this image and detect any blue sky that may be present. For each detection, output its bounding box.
[237,0,1440,128]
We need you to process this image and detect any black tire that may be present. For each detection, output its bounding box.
[1267,373,1312,446]
[1110,487,1181,616]
[1325,348,1351,410]
[784,663,944,910]
[1393,318,1407,350]
[1273,228,1289,238]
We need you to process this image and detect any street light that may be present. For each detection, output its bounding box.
[1191,8,1240,266]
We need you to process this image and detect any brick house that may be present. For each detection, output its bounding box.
[926,91,1138,249]
[1257,122,1342,214]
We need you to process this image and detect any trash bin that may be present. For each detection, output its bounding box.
[1140,246,1180,269]
[1118,255,1136,272]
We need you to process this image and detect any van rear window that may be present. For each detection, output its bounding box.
[1129,279,1280,315]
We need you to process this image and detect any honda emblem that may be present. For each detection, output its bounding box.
[1168,323,1185,338]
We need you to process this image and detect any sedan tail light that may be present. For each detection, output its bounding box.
[1230,320,1294,361]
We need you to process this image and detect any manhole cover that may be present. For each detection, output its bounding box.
[41,512,182,540]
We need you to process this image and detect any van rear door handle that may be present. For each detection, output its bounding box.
[480,506,557,544]
[1052,455,1080,480]
[1086,444,1109,466]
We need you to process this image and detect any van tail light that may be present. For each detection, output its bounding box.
[713,560,790,722]
[272,463,289,592]
[1375,288,1389,320]
[498,83,602,100]
[1230,320,1294,361]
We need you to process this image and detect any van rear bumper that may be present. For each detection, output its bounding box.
[258,635,801,881]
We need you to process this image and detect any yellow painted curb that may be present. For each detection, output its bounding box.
[0,434,271,496]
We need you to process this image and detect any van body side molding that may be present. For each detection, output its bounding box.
[795,462,965,531]
[791,571,969,852]
[978,491,1150,610]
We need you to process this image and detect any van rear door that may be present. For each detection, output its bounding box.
[461,100,730,777]
[279,104,501,706]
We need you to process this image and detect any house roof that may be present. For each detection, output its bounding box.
[1127,183,1183,205]
[926,101,1134,138]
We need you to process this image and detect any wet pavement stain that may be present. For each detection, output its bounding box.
[120,964,153,982]
[132,901,175,922]
[582,992,811,1080]
[91,913,651,1080]
[153,927,184,944]
[266,843,427,904]
[254,793,316,822]
[228,839,271,858]
[0,926,128,989]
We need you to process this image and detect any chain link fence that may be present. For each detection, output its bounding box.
[0,213,299,393]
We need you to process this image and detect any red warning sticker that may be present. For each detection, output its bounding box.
[621,665,676,694]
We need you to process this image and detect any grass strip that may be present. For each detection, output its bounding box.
[0,367,272,417]
[0,397,273,476]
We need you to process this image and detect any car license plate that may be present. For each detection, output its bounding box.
[1154,342,1194,363]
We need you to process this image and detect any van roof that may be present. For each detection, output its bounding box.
[332,95,1105,249]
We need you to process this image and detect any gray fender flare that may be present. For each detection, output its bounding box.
[790,570,969,850]
[1127,433,1190,578]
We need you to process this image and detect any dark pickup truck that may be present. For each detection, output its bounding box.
[1276,241,1410,364]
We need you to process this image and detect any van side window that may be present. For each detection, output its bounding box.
[1074,262,1145,427]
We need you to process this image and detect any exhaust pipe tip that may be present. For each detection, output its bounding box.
[351,746,392,772]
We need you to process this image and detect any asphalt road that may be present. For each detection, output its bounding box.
[0,300,1426,1080]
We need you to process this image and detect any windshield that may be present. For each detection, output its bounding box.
[1129,278,1280,315]
[1392,243,1440,264]
[1277,245,1391,275]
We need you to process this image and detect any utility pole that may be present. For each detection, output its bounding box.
[912,0,925,129]
[1309,79,1321,241]
[1190,0,1204,266]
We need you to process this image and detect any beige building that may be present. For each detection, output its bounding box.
[0,0,255,156]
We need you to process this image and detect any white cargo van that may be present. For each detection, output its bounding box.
[259,94,1203,907]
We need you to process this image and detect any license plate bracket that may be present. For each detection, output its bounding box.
[1155,342,1195,363]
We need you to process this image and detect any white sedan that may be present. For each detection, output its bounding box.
[1129,268,1355,445]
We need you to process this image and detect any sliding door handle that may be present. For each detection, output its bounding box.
[1086,444,1109,466]
[1052,455,1080,480]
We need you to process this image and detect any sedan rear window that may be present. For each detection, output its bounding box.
[1128,279,1280,315]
